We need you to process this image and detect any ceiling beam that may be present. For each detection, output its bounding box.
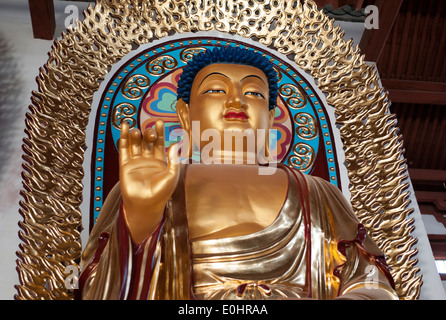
[387,89,446,105]
[359,0,403,62]
[430,242,446,261]
[383,79,446,105]
[428,235,446,260]
[28,0,55,40]
[409,168,446,185]
[382,79,446,93]
[415,191,446,211]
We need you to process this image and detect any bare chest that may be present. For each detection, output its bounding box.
[184,164,288,241]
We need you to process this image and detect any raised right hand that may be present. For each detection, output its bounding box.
[119,120,180,243]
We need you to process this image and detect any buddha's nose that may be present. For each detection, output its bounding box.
[225,89,247,109]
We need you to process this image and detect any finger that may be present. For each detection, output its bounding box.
[142,127,157,157]
[166,143,181,177]
[152,143,180,196]
[154,120,166,161]
[129,128,143,158]
[119,122,130,164]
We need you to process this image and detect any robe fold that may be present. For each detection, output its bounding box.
[78,164,398,300]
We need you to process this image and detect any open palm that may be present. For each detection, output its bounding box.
[119,120,180,242]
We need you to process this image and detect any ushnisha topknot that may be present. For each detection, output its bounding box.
[177,46,279,110]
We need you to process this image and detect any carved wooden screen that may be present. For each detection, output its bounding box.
[15,0,421,300]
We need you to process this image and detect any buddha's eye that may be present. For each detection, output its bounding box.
[245,91,265,99]
[204,89,226,94]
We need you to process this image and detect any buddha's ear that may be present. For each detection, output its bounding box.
[176,98,191,133]
[264,108,276,159]
[268,108,276,129]
[176,98,193,158]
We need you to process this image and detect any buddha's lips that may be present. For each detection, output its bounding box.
[224,111,249,120]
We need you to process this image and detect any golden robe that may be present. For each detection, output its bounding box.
[78,164,398,300]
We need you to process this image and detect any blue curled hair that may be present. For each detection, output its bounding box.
[177,46,279,110]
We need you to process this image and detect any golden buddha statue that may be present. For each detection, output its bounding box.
[78,46,398,300]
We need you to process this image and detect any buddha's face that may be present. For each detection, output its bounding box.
[177,63,275,163]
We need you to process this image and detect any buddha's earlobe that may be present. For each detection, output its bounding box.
[265,133,270,158]
[265,109,276,159]
[176,99,191,132]
[265,108,275,159]
[176,99,192,158]
[269,108,276,127]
